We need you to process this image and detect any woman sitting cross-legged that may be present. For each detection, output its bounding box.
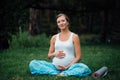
[29,13,92,77]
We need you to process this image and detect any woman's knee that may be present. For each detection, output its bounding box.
[29,60,36,67]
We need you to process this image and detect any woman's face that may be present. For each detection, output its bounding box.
[57,15,69,30]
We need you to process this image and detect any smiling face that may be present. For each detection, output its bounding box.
[56,15,69,30]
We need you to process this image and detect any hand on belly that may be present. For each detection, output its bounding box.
[55,50,65,59]
[57,65,68,70]
[52,56,73,69]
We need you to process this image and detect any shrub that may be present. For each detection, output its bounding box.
[80,34,101,45]
[9,32,50,49]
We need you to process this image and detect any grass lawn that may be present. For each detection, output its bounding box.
[0,44,120,80]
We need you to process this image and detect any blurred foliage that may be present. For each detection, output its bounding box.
[80,34,101,45]
[9,32,50,49]
[0,0,120,50]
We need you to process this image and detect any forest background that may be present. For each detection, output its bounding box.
[0,0,120,50]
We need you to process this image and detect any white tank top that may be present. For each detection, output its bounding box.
[52,32,75,68]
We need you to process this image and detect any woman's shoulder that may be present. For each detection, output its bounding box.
[72,32,80,41]
[51,33,59,39]
[50,33,59,41]
[72,32,79,38]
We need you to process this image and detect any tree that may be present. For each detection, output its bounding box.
[0,0,29,50]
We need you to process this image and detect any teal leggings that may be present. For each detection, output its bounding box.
[29,60,92,77]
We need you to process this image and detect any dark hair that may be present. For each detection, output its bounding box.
[56,13,69,22]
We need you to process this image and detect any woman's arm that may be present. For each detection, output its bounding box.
[48,35,56,59]
[67,34,81,67]
[69,34,81,64]
[48,35,65,59]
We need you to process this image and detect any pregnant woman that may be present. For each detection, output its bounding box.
[29,13,92,77]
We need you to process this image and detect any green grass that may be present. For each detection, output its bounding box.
[0,44,120,80]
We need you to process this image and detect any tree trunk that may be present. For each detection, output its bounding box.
[29,8,42,35]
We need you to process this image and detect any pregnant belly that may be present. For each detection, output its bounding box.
[52,56,74,68]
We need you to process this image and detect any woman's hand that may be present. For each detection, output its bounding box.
[57,65,69,70]
[54,50,65,59]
